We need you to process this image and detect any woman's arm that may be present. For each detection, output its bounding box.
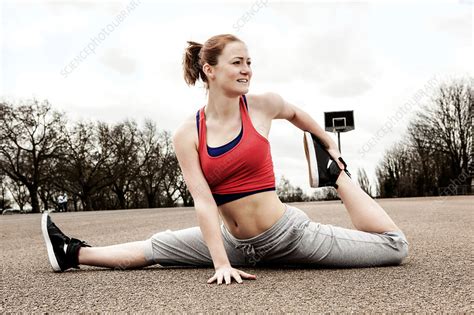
[172,118,256,284]
[172,120,230,268]
[258,92,345,168]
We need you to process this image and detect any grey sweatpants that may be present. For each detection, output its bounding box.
[144,204,409,268]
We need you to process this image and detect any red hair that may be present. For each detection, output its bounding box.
[182,34,243,89]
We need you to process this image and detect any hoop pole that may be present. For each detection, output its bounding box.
[337,132,341,153]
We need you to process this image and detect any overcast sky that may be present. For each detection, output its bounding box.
[1,0,472,194]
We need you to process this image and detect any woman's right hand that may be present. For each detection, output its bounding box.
[207,265,257,285]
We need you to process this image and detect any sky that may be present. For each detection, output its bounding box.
[1,0,472,195]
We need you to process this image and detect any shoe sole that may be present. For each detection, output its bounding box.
[304,131,319,188]
[41,213,61,272]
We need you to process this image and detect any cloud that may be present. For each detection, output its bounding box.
[1,1,470,194]
[43,0,125,14]
[429,11,472,42]
[99,47,137,75]
[244,2,381,98]
[44,1,97,10]
[3,4,93,51]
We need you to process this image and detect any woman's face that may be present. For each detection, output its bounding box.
[208,41,252,96]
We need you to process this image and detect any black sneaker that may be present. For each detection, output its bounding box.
[303,131,351,189]
[41,213,91,272]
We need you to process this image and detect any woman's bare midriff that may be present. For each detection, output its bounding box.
[217,191,286,239]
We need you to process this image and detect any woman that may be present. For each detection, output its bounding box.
[42,34,408,285]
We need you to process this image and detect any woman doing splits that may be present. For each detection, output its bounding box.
[42,34,408,285]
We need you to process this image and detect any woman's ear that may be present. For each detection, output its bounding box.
[203,63,215,80]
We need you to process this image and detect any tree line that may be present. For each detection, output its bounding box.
[375,78,473,197]
[0,100,190,213]
[276,175,339,203]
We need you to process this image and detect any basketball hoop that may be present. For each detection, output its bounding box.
[324,111,355,153]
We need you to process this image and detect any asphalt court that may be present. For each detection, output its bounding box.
[1,196,472,312]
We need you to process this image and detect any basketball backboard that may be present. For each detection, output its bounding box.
[324,111,355,133]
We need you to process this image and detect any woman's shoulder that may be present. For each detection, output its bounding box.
[173,112,199,150]
[246,92,285,117]
[247,92,284,106]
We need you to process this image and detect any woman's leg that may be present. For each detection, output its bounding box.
[336,171,400,233]
[43,213,245,272]
[79,226,248,269]
[78,241,151,270]
[147,226,246,267]
[260,205,408,268]
[42,212,154,272]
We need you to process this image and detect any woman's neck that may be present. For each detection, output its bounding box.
[205,90,241,121]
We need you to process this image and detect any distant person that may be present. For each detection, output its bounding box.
[41,34,409,285]
[57,194,64,212]
[62,193,68,212]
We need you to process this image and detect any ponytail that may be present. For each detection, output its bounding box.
[183,41,204,86]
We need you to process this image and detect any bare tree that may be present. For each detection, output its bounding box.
[38,180,57,212]
[60,121,116,211]
[276,176,305,203]
[357,168,372,197]
[159,139,182,207]
[470,88,474,192]
[0,173,12,210]
[321,187,339,200]
[101,120,139,209]
[176,173,193,206]
[6,178,30,211]
[376,141,419,198]
[0,100,66,213]
[137,120,173,208]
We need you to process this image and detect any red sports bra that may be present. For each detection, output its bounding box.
[197,95,276,201]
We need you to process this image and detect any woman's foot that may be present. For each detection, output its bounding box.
[304,131,350,188]
[41,213,91,272]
